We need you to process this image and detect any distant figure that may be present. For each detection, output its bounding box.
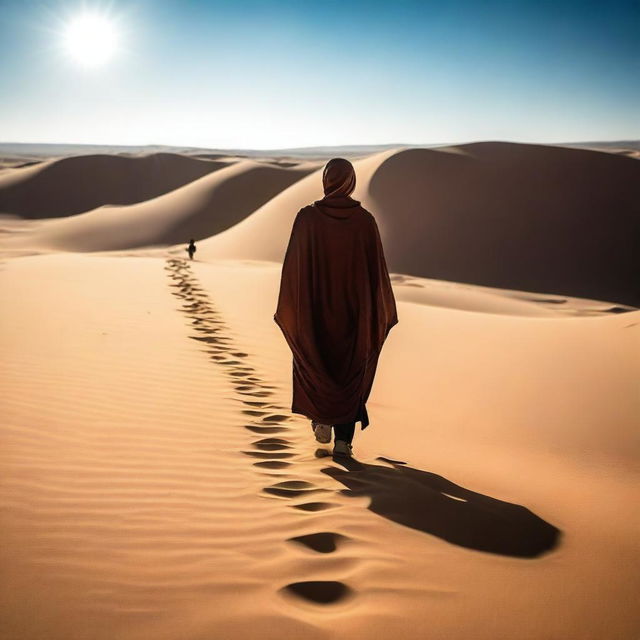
[274,158,398,458]
[185,239,196,260]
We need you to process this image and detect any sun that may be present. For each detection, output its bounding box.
[62,11,119,67]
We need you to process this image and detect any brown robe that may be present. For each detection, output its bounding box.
[273,158,398,429]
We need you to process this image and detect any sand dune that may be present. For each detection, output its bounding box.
[197,142,639,306]
[1,252,638,640]
[368,142,640,306]
[4,160,316,252]
[195,148,395,261]
[2,142,636,305]
[0,152,230,218]
[0,140,638,638]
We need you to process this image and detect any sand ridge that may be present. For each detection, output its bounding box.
[0,153,231,218]
[2,159,317,252]
[197,142,639,306]
[1,142,637,305]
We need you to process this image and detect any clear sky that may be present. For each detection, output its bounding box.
[0,0,638,148]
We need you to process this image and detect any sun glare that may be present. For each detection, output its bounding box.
[62,12,119,67]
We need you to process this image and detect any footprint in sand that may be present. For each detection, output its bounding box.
[189,336,223,345]
[253,442,292,452]
[290,502,337,512]
[244,425,288,435]
[253,438,291,450]
[243,451,295,460]
[254,461,291,470]
[272,481,315,490]
[264,480,326,498]
[262,414,289,423]
[264,487,325,498]
[282,581,352,605]
[287,532,348,554]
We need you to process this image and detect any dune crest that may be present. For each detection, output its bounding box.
[2,142,636,305]
[5,160,316,252]
[0,152,232,219]
[199,142,639,306]
[196,148,397,261]
[368,142,639,306]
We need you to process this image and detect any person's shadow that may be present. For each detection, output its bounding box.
[321,455,561,558]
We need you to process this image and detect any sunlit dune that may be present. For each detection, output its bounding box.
[1,159,315,251]
[0,153,230,218]
[3,142,637,305]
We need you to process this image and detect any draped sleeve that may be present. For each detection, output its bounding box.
[367,214,399,354]
[273,208,307,354]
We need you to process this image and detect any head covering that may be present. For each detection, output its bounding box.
[322,157,356,199]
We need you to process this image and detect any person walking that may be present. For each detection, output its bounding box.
[273,158,398,457]
[186,239,197,260]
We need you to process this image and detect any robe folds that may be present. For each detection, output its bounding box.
[273,195,398,429]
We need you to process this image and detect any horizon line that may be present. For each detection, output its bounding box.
[1,138,639,154]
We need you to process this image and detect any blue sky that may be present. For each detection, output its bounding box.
[0,0,638,148]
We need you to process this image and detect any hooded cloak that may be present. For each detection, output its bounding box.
[273,158,398,429]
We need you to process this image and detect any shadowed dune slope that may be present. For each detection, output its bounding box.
[368,142,640,306]
[0,153,231,218]
[18,160,315,251]
[198,142,639,306]
[3,142,637,305]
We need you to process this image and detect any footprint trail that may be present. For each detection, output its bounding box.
[164,257,354,607]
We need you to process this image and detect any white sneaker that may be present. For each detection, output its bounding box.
[333,440,353,457]
[311,421,332,444]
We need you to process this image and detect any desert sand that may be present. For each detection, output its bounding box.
[1,142,639,640]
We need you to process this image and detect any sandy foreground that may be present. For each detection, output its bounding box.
[1,142,639,639]
[1,249,638,640]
